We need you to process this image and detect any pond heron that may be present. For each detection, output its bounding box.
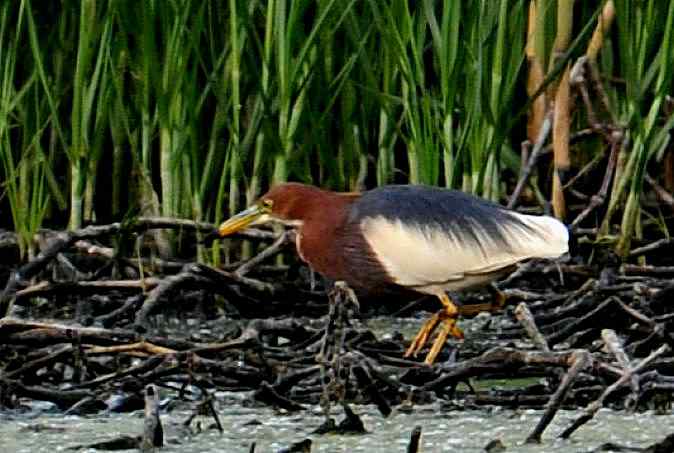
[218,183,569,364]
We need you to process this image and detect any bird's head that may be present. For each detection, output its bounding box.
[217,183,324,236]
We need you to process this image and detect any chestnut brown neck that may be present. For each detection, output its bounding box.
[290,189,358,280]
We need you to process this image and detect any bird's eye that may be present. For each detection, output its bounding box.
[262,199,273,210]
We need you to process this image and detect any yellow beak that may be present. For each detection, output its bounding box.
[217,205,265,236]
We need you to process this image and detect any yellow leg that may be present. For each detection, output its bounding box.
[404,311,442,358]
[404,294,463,364]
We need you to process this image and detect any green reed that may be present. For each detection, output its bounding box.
[1,0,672,260]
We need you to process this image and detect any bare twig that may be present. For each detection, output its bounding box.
[235,231,291,276]
[508,110,553,209]
[16,279,160,298]
[646,174,674,208]
[526,349,592,443]
[560,344,669,439]
[140,385,163,451]
[0,218,278,317]
[134,264,208,327]
[407,426,422,453]
[629,239,674,258]
[601,329,639,410]
[570,134,622,229]
[622,264,674,276]
[514,302,550,351]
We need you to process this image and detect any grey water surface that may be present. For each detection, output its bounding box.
[2,399,672,453]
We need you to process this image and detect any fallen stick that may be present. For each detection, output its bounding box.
[570,135,621,230]
[525,349,592,443]
[0,318,202,350]
[601,329,639,410]
[514,302,550,351]
[646,173,674,209]
[75,355,167,389]
[205,396,224,433]
[1,344,73,380]
[16,278,160,299]
[424,347,580,391]
[66,435,139,451]
[192,262,277,293]
[628,238,674,258]
[0,379,94,410]
[254,381,305,412]
[336,403,367,434]
[0,217,277,317]
[132,262,277,327]
[86,340,177,356]
[73,239,185,273]
[622,264,674,276]
[508,110,553,210]
[546,297,647,346]
[235,231,291,276]
[559,344,670,439]
[276,439,312,453]
[352,363,392,417]
[407,425,422,453]
[140,384,163,451]
[96,294,144,328]
[133,264,206,326]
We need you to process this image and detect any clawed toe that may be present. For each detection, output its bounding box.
[404,311,463,364]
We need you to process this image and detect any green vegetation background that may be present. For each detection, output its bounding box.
[0,1,672,259]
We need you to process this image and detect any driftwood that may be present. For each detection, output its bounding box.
[560,344,670,439]
[2,270,674,443]
[407,425,422,453]
[602,329,640,410]
[514,302,550,351]
[588,432,674,453]
[0,217,278,317]
[2,216,674,450]
[140,384,164,451]
[526,349,593,443]
[276,439,312,453]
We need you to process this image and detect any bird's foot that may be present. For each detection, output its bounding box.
[404,310,463,364]
[404,311,441,359]
[424,313,463,365]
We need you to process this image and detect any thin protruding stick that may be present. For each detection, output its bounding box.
[0,218,276,317]
[235,231,290,276]
[407,425,422,453]
[140,384,164,451]
[526,349,592,443]
[601,329,639,410]
[560,344,670,439]
[570,135,621,229]
[508,110,553,209]
[514,302,550,351]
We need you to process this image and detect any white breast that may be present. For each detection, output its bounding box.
[360,213,568,295]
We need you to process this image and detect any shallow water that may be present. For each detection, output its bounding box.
[2,400,672,453]
[3,316,671,452]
